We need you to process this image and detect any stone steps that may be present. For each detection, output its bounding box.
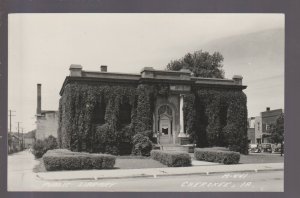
[161,145,188,152]
[159,144,195,153]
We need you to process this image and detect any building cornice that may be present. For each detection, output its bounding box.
[59,65,247,96]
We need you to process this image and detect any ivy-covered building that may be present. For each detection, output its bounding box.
[58,65,248,155]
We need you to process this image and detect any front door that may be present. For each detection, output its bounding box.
[159,115,172,144]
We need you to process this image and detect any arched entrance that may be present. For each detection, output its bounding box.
[157,105,174,145]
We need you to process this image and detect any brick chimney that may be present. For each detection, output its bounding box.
[37,84,41,115]
[100,65,107,72]
[266,107,270,111]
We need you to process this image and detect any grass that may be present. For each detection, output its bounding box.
[239,153,284,164]
[115,158,166,169]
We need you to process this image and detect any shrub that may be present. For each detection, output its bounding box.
[150,150,191,167]
[32,135,58,159]
[44,135,58,150]
[32,140,47,159]
[132,133,153,156]
[194,148,240,164]
[42,149,116,171]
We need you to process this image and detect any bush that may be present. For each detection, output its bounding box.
[42,149,116,171]
[132,133,153,156]
[32,140,47,158]
[194,148,240,164]
[150,150,191,167]
[32,135,58,159]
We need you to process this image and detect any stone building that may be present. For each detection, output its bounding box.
[35,84,58,140]
[58,65,248,154]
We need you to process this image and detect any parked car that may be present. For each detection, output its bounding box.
[248,144,261,153]
[272,143,283,153]
[260,143,272,153]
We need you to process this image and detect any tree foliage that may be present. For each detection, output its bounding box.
[166,50,225,78]
[269,113,284,144]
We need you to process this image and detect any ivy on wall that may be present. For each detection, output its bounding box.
[183,88,248,154]
[134,84,153,134]
[58,81,248,155]
[58,82,137,154]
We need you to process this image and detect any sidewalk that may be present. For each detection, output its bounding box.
[37,162,283,181]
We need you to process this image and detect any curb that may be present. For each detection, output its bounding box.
[37,168,284,182]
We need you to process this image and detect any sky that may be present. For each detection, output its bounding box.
[8,13,284,132]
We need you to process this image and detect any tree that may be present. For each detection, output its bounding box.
[269,114,284,156]
[166,50,225,78]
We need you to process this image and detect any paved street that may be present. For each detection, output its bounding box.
[8,150,283,192]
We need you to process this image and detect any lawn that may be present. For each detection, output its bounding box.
[115,157,166,169]
[239,153,284,164]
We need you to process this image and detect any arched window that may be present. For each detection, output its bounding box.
[158,105,172,116]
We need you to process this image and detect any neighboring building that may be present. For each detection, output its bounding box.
[23,130,36,148]
[58,65,248,154]
[8,132,21,154]
[247,117,255,144]
[255,116,263,144]
[249,108,283,144]
[36,84,58,140]
[261,107,283,143]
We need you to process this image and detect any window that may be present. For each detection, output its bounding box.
[93,98,106,125]
[119,98,132,125]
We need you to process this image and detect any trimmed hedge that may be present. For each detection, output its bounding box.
[150,150,191,167]
[194,148,240,164]
[42,149,116,171]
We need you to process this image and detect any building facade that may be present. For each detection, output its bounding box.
[23,130,36,148]
[58,65,248,154]
[247,117,256,144]
[255,116,263,144]
[35,84,58,140]
[248,108,283,144]
[261,108,283,143]
[8,133,21,154]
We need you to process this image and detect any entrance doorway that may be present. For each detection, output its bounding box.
[159,115,172,144]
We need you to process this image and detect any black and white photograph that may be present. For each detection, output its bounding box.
[7,13,284,192]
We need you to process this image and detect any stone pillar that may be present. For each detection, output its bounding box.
[178,94,186,137]
[69,64,82,77]
[232,75,243,85]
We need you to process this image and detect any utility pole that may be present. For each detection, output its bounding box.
[17,122,21,149]
[8,110,16,133]
[21,128,25,150]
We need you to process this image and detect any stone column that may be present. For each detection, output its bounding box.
[178,94,186,137]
